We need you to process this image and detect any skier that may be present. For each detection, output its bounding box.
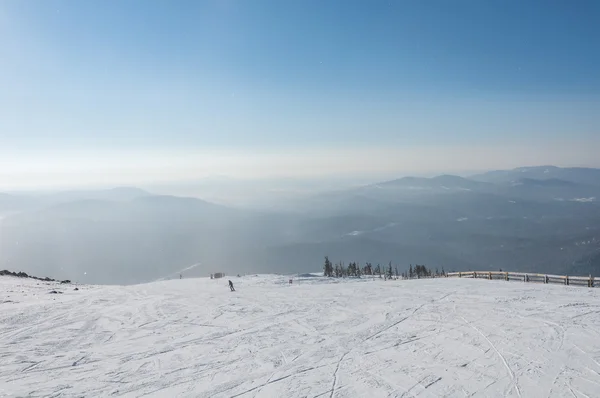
[228,280,235,291]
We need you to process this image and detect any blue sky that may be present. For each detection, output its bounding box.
[1,0,599,186]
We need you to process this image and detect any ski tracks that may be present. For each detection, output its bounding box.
[329,351,350,398]
[4,276,600,397]
[458,314,521,398]
[363,291,452,343]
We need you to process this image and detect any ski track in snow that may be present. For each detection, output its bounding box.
[2,276,600,397]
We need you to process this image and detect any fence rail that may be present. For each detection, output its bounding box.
[446,271,595,288]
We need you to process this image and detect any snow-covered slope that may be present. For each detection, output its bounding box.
[2,275,600,397]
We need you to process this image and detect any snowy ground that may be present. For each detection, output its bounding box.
[2,275,600,397]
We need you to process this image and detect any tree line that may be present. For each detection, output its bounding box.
[323,256,445,279]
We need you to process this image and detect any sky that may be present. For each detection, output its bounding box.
[1,0,599,188]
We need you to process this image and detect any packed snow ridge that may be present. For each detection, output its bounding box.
[2,274,600,397]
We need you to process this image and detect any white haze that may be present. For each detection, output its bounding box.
[1,142,598,190]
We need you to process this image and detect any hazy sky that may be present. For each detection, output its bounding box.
[1,0,599,188]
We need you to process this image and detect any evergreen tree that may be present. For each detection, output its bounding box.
[409,264,413,279]
[441,266,445,276]
[324,256,334,277]
[412,264,431,278]
[387,262,393,279]
[414,264,423,278]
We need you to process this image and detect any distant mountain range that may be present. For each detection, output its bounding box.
[340,167,600,206]
[0,187,151,213]
[471,166,600,186]
[372,174,491,191]
[1,166,599,284]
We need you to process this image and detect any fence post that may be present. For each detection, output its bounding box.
[489,272,492,280]
[525,274,529,282]
[592,275,595,288]
[473,271,477,279]
[459,272,462,278]
[566,276,569,286]
[505,272,508,281]
[589,275,592,288]
[545,275,548,284]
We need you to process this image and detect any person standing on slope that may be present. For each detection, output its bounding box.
[228,280,235,291]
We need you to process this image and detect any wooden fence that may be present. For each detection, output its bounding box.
[446,271,595,288]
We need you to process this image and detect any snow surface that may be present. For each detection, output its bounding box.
[2,275,600,397]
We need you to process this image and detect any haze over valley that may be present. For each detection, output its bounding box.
[1,166,599,284]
